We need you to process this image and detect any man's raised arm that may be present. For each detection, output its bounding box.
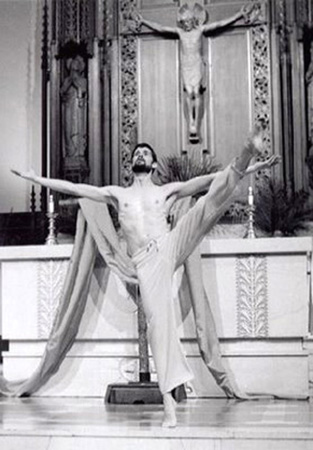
[167,173,217,200]
[11,169,116,204]
[167,153,280,200]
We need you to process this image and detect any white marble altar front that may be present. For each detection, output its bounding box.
[0,237,311,398]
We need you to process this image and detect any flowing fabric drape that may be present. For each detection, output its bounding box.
[0,198,236,397]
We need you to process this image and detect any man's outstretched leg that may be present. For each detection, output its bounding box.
[207,130,263,205]
[172,129,265,270]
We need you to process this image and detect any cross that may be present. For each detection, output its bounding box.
[0,335,9,364]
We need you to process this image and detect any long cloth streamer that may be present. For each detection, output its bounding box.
[0,198,240,397]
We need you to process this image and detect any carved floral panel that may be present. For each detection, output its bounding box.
[236,255,268,337]
[37,260,68,338]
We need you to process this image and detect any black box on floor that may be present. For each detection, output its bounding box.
[105,382,186,404]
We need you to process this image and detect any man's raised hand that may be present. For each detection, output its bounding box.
[11,168,37,181]
[245,127,265,158]
[251,155,281,173]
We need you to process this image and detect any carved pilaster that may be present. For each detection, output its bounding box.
[119,0,138,186]
[236,255,268,337]
[251,23,272,160]
[37,260,68,338]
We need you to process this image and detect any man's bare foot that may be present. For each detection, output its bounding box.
[246,127,264,158]
[162,392,177,428]
[232,128,265,175]
[226,388,251,400]
[222,384,265,401]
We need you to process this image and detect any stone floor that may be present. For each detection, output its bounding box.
[1,396,313,449]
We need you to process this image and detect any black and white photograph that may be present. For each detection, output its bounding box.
[0,0,312,448]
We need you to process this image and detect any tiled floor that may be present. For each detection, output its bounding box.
[0,397,313,449]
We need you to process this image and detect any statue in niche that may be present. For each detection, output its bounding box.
[132,3,256,143]
[60,55,88,164]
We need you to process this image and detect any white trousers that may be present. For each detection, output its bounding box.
[132,164,239,394]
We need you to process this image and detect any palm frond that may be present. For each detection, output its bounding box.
[155,151,220,184]
[254,177,312,236]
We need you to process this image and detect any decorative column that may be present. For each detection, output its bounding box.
[119,0,139,186]
[251,2,272,161]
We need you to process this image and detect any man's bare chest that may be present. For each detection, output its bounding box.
[117,188,167,216]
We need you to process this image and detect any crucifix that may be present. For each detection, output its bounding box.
[131,2,257,143]
[0,335,9,364]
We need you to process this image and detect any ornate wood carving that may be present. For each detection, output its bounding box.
[37,260,68,338]
[57,0,96,55]
[252,23,272,160]
[46,0,102,188]
[119,0,139,186]
[236,255,268,337]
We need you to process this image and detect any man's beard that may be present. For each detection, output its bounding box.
[132,162,152,174]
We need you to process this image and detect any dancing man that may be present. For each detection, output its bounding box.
[12,130,279,427]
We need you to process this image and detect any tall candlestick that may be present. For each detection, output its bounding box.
[48,194,54,213]
[248,186,254,206]
[245,186,256,239]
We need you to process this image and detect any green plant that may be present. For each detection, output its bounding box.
[254,177,312,236]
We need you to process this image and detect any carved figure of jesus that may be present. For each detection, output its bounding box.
[134,3,254,143]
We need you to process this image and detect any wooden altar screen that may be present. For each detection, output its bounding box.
[116,0,272,187]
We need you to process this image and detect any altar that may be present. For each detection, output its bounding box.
[0,236,311,399]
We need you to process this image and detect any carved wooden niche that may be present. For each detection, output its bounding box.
[48,0,97,184]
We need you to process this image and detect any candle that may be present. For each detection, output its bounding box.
[248,186,254,206]
[48,194,55,213]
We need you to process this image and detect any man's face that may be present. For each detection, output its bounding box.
[132,147,156,174]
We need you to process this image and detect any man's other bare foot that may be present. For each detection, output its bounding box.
[221,381,250,400]
[222,383,265,401]
[162,392,177,428]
